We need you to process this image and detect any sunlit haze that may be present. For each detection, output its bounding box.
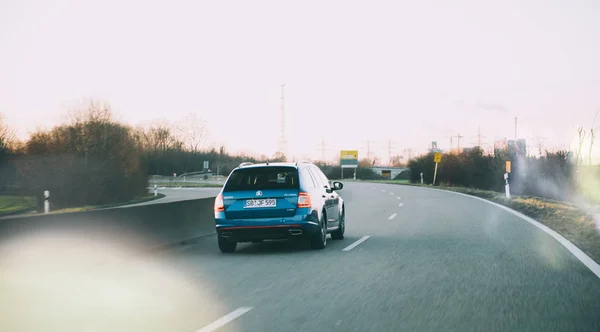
[2,0,600,162]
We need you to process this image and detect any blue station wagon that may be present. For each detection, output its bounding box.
[213,161,345,253]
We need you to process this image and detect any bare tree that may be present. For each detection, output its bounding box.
[176,113,209,153]
[0,114,16,177]
[390,155,404,167]
[358,158,372,168]
[67,99,113,125]
[149,121,180,154]
[0,113,15,144]
[534,136,547,157]
[62,99,116,168]
[273,151,287,162]
[589,110,599,165]
[590,128,596,165]
[576,127,586,165]
[370,156,380,167]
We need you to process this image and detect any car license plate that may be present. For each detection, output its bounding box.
[244,198,276,208]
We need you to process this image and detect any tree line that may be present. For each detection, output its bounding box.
[406,147,597,202]
[0,101,283,211]
[2,101,597,209]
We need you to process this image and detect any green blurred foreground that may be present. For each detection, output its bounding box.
[0,196,36,216]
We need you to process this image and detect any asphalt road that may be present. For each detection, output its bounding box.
[4,182,600,331]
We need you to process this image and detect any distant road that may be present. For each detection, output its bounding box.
[117,187,221,208]
[149,175,225,186]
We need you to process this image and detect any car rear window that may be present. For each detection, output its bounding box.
[224,166,299,192]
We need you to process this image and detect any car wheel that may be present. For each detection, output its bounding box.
[331,209,345,240]
[218,236,237,253]
[310,213,327,249]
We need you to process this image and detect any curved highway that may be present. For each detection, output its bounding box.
[5,182,600,332]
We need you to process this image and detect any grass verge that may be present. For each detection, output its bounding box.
[354,179,600,265]
[0,196,37,217]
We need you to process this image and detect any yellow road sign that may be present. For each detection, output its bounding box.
[433,152,442,163]
[506,160,511,173]
[340,150,359,160]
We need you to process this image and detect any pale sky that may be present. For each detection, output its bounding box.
[2,0,600,163]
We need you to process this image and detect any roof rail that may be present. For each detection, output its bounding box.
[238,162,254,167]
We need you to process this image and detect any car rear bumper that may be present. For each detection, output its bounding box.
[215,211,320,242]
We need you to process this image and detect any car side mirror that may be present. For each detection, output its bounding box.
[332,181,343,191]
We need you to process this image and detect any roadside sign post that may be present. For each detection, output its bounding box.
[340,150,359,181]
[44,190,50,214]
[504,173,511,198]
[505,160,511,199]
[432,152,442,185]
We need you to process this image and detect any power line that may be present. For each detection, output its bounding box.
[387,140,399,165]
[471,126,486,148]
[454,133,464,151]
[318,137,327,162]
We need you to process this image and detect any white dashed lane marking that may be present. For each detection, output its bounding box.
[388,213,398,220]
[342,236,371,251]
[196,307,253,332]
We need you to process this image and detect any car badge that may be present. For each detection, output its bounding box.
[256,190,263,197]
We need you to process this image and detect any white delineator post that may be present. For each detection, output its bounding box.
[154,184,158,197]
[420,172,424,184]
[504,173,511,198]
[44,190,50,214]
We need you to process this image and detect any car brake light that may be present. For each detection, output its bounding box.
[214,194,224,212]
[297,192,311,208]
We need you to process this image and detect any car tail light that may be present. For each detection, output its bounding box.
[214,194,224,212]
[297,192,311,208]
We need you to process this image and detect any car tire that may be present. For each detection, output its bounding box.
[331,208,345,240]
[310,213,327,250]
[218,236,237,253]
